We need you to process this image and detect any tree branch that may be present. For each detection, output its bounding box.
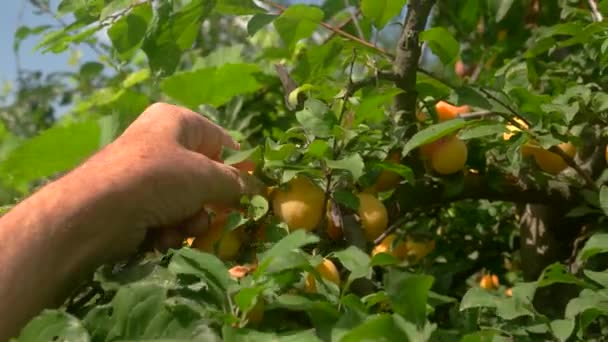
[260,0,393,58]
[393,173,579,212]
[392,0,436,121]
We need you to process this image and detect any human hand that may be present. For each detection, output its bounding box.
[74,102,260,260]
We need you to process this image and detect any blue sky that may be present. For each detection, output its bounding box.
[0,1,96,95]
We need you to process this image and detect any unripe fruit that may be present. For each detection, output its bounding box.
[430,135,468,175]
[435,101,470,122]
[305,258,341,292]
[192,212,242,261]
[272,176,325,231]
[372,234,408,260]
[357,193,389,242]
[533,142,576,174]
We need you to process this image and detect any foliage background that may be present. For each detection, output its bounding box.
[3,0,608,341]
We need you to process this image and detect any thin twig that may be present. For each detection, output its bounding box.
[343,0,365,39]
[261,0,393,58]
[317,50,358,238]
[587,0,604,22]
[374,213,411,244]
[32,1,122,73]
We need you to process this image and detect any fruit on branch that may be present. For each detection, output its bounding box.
[272,176,325,231]
[429,135,468,175]
[404,238,436,262]
[305,258,341,293]
[419,137,446,160]
[533,142,576,175]
[366,150,402,193]
[435,101,471,121]
[502,117,529,141]
[505,288,513,297]
[479,274,500,290]
[357,193,389,242]
[192,210,243,261]
[454,60,474,78]
[605,145,608,163]
[372,234,408,259]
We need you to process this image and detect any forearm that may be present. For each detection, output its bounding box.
[0,167,119,340]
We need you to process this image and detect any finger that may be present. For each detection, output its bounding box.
[188,153,265,206]
[133,103,239,158]
[156,228,187,252]
[181,208,211,237]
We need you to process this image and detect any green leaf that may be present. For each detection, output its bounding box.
[360,0,406,29]
[325,153,365,181]
[578,233,608,262]
[354,88,403,124]
[0,120,101,192]
[234,286,264,313]
[84,283,208,340]
[100,0,133,21]
[215,0,263,15]
[247,14,277,36]
[258,230,319,268]
[454,86,492,109]
[295,99,338,138]
[333,246,373,285]
[14,25,51,52]
[385,269,434,326]
[143,0,214,75]
[565,289,608,319]
[168,248,233,290]
[584,269,608,287]
[460,287,498,311]
[458,121,507,140]
[402,119,467,156]
[420,27,460,64]
[248,195,269,221]
[273,4,323,49]
[333,190,360,210]
[161,64,263,107]
[223,146,262,166]
[339,314,408,342]
[495,0,515,22]
[18,310,89,342]
[537,263,587,288]
[550,319,575,342]
[599,185,608,216]
[222,325,322,342]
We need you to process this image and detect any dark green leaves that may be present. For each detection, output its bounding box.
[18,310,89,342]
[108,3,153,60]
[143,0,215,75]
[0,120,101,192]
[325,153,365,181]
[161,64,263,107]
[295,99,337,137]
[385,270,434,326]
[274,5,323,49]
[420,27,460,64]
[360,0,406,29]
